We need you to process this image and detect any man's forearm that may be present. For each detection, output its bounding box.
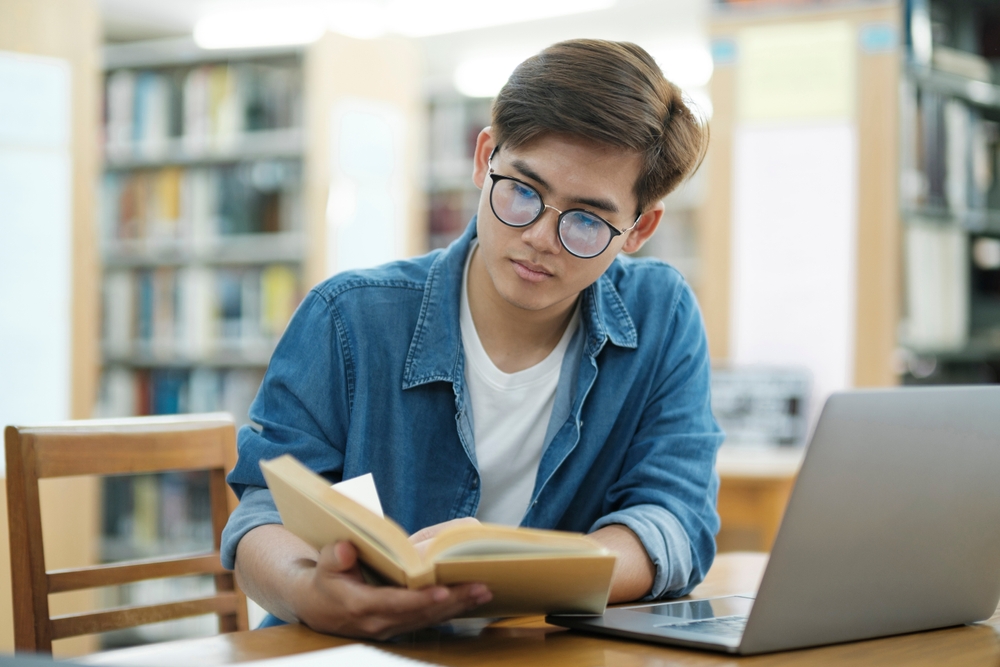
[589,524,656,603]
[234,524,317,623]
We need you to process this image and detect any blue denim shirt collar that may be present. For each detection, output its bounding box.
[402,217,637,390]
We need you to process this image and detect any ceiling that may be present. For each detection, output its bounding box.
[97,0,710,97]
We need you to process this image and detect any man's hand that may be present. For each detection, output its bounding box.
[296,540,491,639]
[408,517,481,556]
[234,524,492,641]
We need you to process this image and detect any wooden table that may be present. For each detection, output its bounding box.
[76,552,1000,666]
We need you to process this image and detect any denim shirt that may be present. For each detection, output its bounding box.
[223,217,723,599]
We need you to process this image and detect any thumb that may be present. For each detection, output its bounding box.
[317,541,358,574]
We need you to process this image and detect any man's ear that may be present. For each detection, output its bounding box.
[621,199,664,254]
[472,127,497,190]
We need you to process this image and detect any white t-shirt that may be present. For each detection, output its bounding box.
[460,243,580,525]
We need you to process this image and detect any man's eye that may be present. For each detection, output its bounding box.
[512,183,536,200]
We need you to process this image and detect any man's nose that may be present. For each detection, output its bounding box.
[520,206,562,253]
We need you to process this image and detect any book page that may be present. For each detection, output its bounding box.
[332,473,384,518]
[425,524,606,562]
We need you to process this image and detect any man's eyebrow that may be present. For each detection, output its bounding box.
[509,158,621,215]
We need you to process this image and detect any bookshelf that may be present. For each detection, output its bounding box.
[96,46,306,425]
[898,0,1000,384]
[94,34,425,647]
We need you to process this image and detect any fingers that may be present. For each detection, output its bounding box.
[408,517,481,544]
[343,582,493,640]
[303,539,493,640]
[316,542,364,582]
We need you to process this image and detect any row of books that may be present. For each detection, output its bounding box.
[100,470,218,647]
[105,60,302,157]
[102,265,300,359]
[97,366,265,423]
[903,89,1000,214]
[103,471,213,553]
[101,161,302,241]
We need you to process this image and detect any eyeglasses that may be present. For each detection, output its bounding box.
[487,150,640,259]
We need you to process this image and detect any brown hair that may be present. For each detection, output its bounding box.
[492,39,708,214]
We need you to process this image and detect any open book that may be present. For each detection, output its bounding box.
[260,455,616,616]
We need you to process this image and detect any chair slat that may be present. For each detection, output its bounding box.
[32,429,229,478]
[47,553,226,593]
[49,593,240,639]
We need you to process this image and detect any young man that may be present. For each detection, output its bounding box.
[222,39,722,640]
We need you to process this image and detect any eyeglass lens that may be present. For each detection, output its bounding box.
[490,178,614,258]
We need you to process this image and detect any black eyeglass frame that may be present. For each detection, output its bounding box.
[486,148,641,260]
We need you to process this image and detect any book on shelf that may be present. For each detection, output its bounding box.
[96,366,265,424]
[105,60,302,158]
[904,86,1000,216]
[101,263,299,360]
[903,221,970,351]
[260,455,616,617]
[101,161,302,245]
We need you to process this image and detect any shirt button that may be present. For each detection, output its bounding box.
[472,478,479,488]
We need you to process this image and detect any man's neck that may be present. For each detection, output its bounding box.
[467,248,579,374]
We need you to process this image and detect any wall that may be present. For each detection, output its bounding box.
[0,0,102,657]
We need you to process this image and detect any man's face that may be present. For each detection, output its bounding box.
[471,129,656,317]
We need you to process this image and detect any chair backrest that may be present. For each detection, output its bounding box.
[4,413,249,653]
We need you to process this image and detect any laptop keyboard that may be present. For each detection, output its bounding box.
[664,614,748,638]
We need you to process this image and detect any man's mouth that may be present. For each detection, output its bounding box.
[511,259,553,282]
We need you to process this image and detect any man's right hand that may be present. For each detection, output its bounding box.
[234,524,492,641]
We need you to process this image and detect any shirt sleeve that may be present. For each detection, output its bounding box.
[223,288,353,568]
[591,281,723,599]
[220,485,280,569]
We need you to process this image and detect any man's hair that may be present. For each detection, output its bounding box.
[492,39,708,214]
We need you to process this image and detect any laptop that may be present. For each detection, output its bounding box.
[548,386,1000,655]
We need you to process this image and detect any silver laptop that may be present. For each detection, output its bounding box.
[548,386,1000,655]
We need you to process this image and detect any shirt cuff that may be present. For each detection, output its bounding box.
[590,503,693,600]
[221,485,282,570]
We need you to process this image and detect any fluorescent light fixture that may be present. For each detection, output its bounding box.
[328,1,388,39]
[389,0,616,37]
[194,6,327,49]
[454,55,525,98]
[649,40,714,88]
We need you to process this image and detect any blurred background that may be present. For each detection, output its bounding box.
[1,0,999,656]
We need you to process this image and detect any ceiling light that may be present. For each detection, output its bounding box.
[389,0,616,38]
[194,7,327,49]
[454,55,525,98]
[328,1,387,39]
[649,40,715,88]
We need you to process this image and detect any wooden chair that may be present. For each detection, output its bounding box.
[4,413,249,653]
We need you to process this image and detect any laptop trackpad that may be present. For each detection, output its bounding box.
[622,595,755,626]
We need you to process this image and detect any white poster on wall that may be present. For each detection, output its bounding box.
[326,97,407,276]
[730,123,858,427]
[0,51,72,473]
